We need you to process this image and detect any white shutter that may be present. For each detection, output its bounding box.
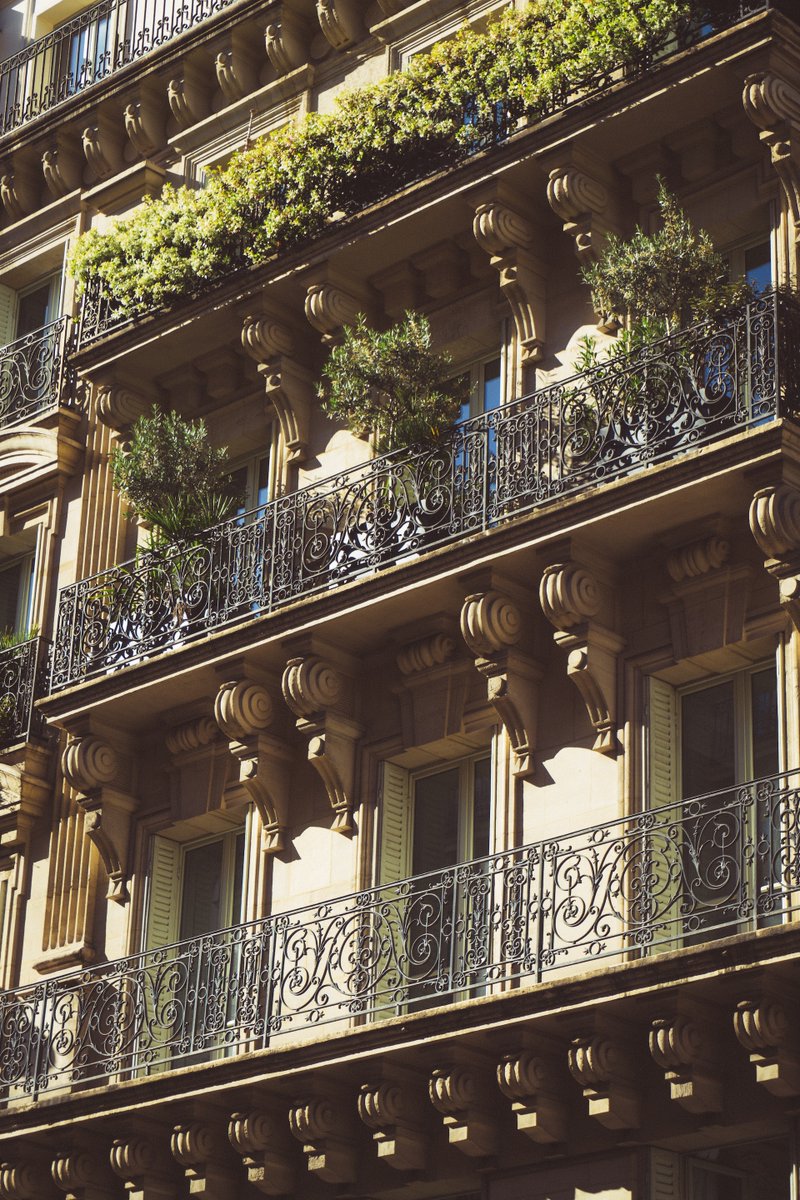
[145,836,181,949]
[378,762,411,884]
[0,285,17,348]
[648,675,677,812]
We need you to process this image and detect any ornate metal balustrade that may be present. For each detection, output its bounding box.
[0,637,49,750]
[51,292,800,690]
[72,0,778,347]
[0,317,76,428]
[0,0,242,135]
[1,770,798,1101]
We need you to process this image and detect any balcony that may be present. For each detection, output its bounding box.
[0,317,76,429]
[1,768,798,1102]
[50,292,800,693]
[0,636,49,749]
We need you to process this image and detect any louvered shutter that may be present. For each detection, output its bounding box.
[649,1149,683,1200]
[647,677,683,949]
[0,285,17,348]
[378,761,411,884]
[145,836,180,949]
[141,837,181,1073]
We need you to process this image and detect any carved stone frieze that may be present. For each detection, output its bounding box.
[289,1096,357,1183]
[749,482,800,627]
[229,1109,297,1194]
[568,1032,640,1129]
[460,591,540,776]
[497,1046,567,1144]
[649,1002,724,1113]
[539,561,622,755]
[61,734,136,905]
[242,314,313,464]
[429,1060,500,1157]
[282,656,361,834]
[265,9,311,73]
[358,1071,428,1170]
[734,990,800,1096]
[473,199,545,364]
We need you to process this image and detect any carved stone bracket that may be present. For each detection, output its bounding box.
[429,1059,499,1157]
[51,1150,115,1200]
[167,63,209,130]
[266,7,312,72]
[460,591,540,776]
[568,1031,640,1129]
[110,1136,179,1199]
[241,314,313,464]
[0,1160,60,1199]
[358,1070,428,1170]
[82,117,123,182]
[282,656,362,835]
[95,377,156,431]
[214,40,258,105]
[215,678,293,853]
[662,533,749,656]
[546,166,611,265]
[749,482,800,625]
[229,1109,298,1195]
[539,561,622,755]
[743,73,800,237]
[734,989,800,1097]
[0,159,39,223]
[42,137,82,199]
[304,281,365,344]
[394,625,470,747]
[473,199,545,363]
[649,1001,724,1114]
[316,0,363,49]
[171,1122,238,1198]
[124,85,165,158]
[497,1044,568,1145]
[289,1095,357,1183]
[61,735,136,905]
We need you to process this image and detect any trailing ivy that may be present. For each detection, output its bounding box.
[71,0,701,315]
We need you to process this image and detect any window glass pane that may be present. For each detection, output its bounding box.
[681,681,736,797]
[180,840,224,938]
[0,558,26,634]
[231,833,245,925]
[482,358,502,413]
[413,767,459,874]
[472,757,491,857]
[745,241,771,293]
[16,284,50,338]
[751,668,779,778]
[255,455,270,508]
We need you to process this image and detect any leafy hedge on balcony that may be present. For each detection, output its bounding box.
[71,0,700,315]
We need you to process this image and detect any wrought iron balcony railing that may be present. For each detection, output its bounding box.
[50,292,800,692]
[0,0,240,136]
[0,636,49,750]
[0,316,77,428]
[1,770,798,1101]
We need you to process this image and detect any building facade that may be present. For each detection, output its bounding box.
[0,0,799,1196]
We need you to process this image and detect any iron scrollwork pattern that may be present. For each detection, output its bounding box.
[52,292,800,691]
[0,770,798,1100]
[0,636,49,750]
[0,317,75,428]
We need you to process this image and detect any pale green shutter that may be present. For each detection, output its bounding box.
[378,762,411,884]
[0,285,17,347]
[647,676,682,950]
[145,836,181,949]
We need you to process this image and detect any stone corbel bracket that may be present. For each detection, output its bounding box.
[266,8,312,74]
[734,987,800,1097]
[242,313,313,464]
[497,1044,568,1145]
[358,1069,429,1171]
[167,63,210,130]
[289,1095,358,1183]
[473,199,545,364]
[215,678,293,854]
[460,591,541,777]
[123,83,166,159]
[304,280,368,345]
[0,1159,60,1200]
[0,157,39,223]
[429,1058,500,1157]
[94,377,157,432]
[316,0,363,50]
[215,36,259,106]
[539,561,623,756]
[82,115,123,182]
[110,1135,180,1197]
[395,628,470,747]
[568,1031,640,1130]
[546,166,611,266]
[662,533,750,657]
[42,136,82,200]
[51,1148,116,1200]
[282,656,362,834]
[649,999,724,1114]
[61,735,136,905]
[749,482,800,627]
[743,73,800,237]
[229,1108,298,1194]
[171,1122,238,1195]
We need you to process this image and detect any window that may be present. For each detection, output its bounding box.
[0,273,61,347]
[145,827,245,949]
[0,552,35,638]
[229,450,273,519]
[458,355,503,424]
[726,236,773,293]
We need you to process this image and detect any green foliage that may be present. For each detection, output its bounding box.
[111,407,238,540]
[582,180,730,334]
[0,625,39,651]
[71,0,694,314]
[319,313,470,450]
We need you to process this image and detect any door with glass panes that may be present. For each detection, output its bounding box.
[143,829,245,1068]
[648,665,779,947]
[378,756,491,1010]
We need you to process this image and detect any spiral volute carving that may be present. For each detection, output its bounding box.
[473,202,533,256]
[734,998,790,1052]
[429,1067,476,1114]
[289,1098,336,1141]
[539,562,601,629]
[242,313,294,363]
[749,484,800,559]
[396,633,455,675]
[649,1017,703,1069]
[497,1051,546,1100]
[62,735,119,793]
[742,72,800,131]
[282,656,343,717]
[171,1123,216,1167]
[229,1110,278,1154]
[460,591,521,657]
[568,1037,619,1087]
[358,1081,405,1127]
[666,535,729,582]
[546,167,608,222]
[165,715,218,755]
[215,680,274,740]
